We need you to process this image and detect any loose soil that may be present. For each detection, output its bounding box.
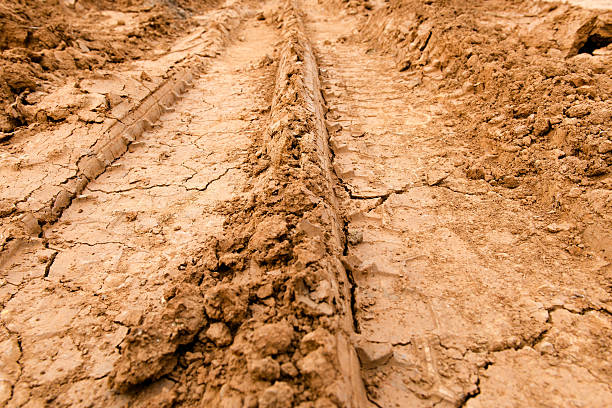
[0,0,220,133]
[1,0,611,407]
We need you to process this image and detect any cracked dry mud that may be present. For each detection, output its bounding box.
[1,0,611,407]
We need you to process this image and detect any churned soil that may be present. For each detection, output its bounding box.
[1,0,611,407]
[0,0,220,134]
[306,0,611,406]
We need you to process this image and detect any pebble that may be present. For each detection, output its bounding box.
[347,229,363,245]
[546,222,573,233]
[536,341,555,354]
[355,341,393,369]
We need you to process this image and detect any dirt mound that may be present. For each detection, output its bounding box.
[0,0,219,133]
[359,0,612,259]
[107,2,367,406]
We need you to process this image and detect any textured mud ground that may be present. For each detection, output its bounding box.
[1,0,611,407]
[0,0,224,134]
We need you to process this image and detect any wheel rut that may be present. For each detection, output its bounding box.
[301,0,612,407]
[0,14,278,407]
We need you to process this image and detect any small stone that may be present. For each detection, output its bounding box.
[567,187,582,198]
[565,103,590,118]
[462,81,475,94]
[598,140,612,154]
[103,274,126,290]
[536,341,555,354]
[280,362,298,377]
[258,382,295,408]
[206,322,233,347]
[521,135,532,146]
[546,222,573,233]
[256,12,266,21]
[512,124,530,138]
[249,357,280,381]
[507,336,521,348]
[355,342,393,369]
[426,169,448,186]
[466,165,485,180]
[114,309,143,326]
[256,283,274,299]
[499,175,520,189]
[347,229,363,245]
[533,117,550,136]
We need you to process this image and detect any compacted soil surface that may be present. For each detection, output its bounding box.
[1,0,611,407]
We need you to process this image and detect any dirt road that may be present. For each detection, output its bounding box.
[1,0,611,407]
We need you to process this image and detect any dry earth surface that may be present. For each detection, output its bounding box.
[0,0,611,407]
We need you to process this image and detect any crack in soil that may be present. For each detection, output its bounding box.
[489,304,612,355]
[457,376,481,407]
[62,240,134,249]
[341,220,361,334]
[0,321,23,405]
[87,183,174,194]
[43,251,58,278]
[185,165,241,192]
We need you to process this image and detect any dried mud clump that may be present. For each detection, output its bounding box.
[360,0,611,256]
[110,287,206,392]
[109,2,367,407]
[0,0,220,133]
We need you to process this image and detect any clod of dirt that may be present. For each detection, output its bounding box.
[355,341,393,369]
[249,357,281,381]
[0,0,221,134]
[203,283,248,324]
[258,381,295,408]
[104,3,370,406]
[204,322,233,347]
[251,321,294,356]
[109,287,206,391]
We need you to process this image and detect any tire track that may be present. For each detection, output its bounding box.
[0,12,278,407]
[302,1,612,407]
[106,2,371,406]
